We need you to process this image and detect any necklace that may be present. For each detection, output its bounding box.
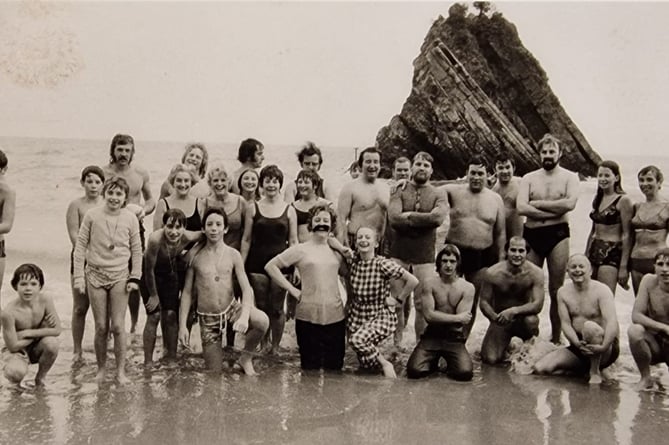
[206,246,224,282]
[165,243,179,274]
[105,216,120,251]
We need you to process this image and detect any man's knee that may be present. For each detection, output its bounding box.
[94,322,109,337]
[3,356,28,383]
[38,337,60,358]
[161,310,177,325]
[109,322,125,336]
[525,315,540,336]
[73,301,89,317]
[627,323,646,343]
[251,309,270,333]
[582,321,604,344]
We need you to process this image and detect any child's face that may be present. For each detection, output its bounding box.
[209,173,229,197]
[297,177,314,197]
[203,213,226,241]
[164,220,185,243]
[16,275,42,301]
[104,186,127,210]
[173,172,193,196]
[82,173,103,197]
[240,172,258,193]
[355,227,377,253]
[262,176,281,196]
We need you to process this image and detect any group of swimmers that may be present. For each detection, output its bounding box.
[1,133,669,391]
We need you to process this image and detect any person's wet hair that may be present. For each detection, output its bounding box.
[237,168,261,200]
[181,143,209,179]
[11,263,45,290]
[202,207,228,228]
[357,147,381,168]
[0,149,8,170]
[109,134,135,164]
[592,160,625,211]
[80,165,105,183]
[638,165,664,184]
[296,169,322,192]
[167,163,198,187]
[436,244,462,275]
[237,138,263,163]
[259,164,284,189]
[654,247,669,262]
[297,141,323,166]
[306,204,337,233]
[163,208,187,227]
[102,176,130,206]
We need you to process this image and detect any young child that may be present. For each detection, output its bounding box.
[0,149,16,305]
[65,165,105,361]
[179,208,269,375]
[347,160,361,180]
[346,227,418,378]
[73,176,142,385]
[1,264,61,387]
[141,208,201,367]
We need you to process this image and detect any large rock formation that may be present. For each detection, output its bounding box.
[376,4,602,179]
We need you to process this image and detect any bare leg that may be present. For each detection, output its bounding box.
[412,264,435,340]
[0,256,5,308]
[238,308,269,376]
[160,310,179,362]
[631,270,644,296]
[463,268,486,339]
[34,337,59,386]
[269,279,286,354]
[109,281,130,385]
[377,354,397,378]
[71,277,90,361]
[88,283,110,384]
[142,311,161,366]
[128,289,140,334]
[628,323,659,389]
[248,273,271,352]
[481,323,513,365]
[582,321,604,384]
[594,265,618,296]
[546,238,570,344]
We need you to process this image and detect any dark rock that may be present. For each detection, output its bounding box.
[376,5,602,180]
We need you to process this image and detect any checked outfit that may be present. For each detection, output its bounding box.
[347,254,405,368]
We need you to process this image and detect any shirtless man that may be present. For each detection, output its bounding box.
[1,264,61,386]
[533,255,619,384]
[443,155,505,336]
[0,149,16,305]
[480,236,544,364]
[388,152,448,340]
[283,142,335,203]
[337,147,388,248]
[517,134,579,343]
[230,138,264,195]
[492,155,524,240]
[104,133,156,333]
[178,208,269,375]
[406,244,474,381]
[628,247,669,389]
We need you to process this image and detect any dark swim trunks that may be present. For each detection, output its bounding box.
[451,244,497,276]
[566,337,620,372]
[629,257,655,275]
[523,223,570,258]
[0,239,5,258]
[587,238,622,268]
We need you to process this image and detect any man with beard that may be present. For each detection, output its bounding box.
[479,236,545,365]
[230,138,264,195]
[492,155,524,240]
[337,147,388,248]
[388,152,448,341]
[283,142,335,203]
[533,255,619,384]
[103,133,155,333]
[517,134,579,344]
[442,155,506,337]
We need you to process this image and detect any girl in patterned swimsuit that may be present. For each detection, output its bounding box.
[585,161,633,294]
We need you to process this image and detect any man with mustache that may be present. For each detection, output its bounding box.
[388,152,448,342]
[492,155,524,240]
[517,134,580,344]
[442,155,506,338]
[104,133,156,334]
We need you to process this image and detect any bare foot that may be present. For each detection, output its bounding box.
[73,351,84,363]
[378,356,397,379]
[588,373,603,385]
[116,372,131,386]
[34,378,45,388]
[95,369,107,385]
[635,376,654,391]
[238,354,258,376]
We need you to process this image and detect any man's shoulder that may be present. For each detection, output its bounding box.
[455,277,475,293]
[0,180,15,195]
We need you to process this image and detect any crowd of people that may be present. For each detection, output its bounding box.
[1,133,669,391]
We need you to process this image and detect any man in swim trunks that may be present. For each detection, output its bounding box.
[283,142,335,203]
[1,264,61,386]
[533,255,619,384]
[443,155,506,337]
[230,138,264,195]
[492,155,524,240]
[337,147,389,249]
[406,244,474,381]
[104,133,156,333]
[388,152,448,339]
[0,149,16,306]
[178,208,269,375]
[479,236,545,364]
[628,247,669,389]
[517,134,579,344]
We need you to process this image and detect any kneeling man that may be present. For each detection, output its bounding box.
[480,236,544,364]
[533,254,619,384]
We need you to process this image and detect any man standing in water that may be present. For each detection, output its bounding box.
[0,149,16,306]
[628,247,669,389]
[517,134,579,343]
[443,155,506,337]
[479,236,544,365]
[337,147,388,248]
[104,134,156,333]
[533,255,619,384]
[492,155,524,240]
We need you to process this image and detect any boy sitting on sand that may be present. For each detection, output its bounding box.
[1,264,61,386]
[178,208,269,375]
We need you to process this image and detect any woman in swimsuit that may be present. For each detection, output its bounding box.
[241,165,298,354]
[585,160,633,294]
[630,165,669,294]
[153,164,202,232]
[291,169,332,243]
[159,143,210,199]
[200,163,246,251]
[238,168,261,202]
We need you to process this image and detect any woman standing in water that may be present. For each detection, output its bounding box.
[630,165,669,294]
[585,160,633,294]
[159,143,210,199]
[153,164,202,232]
[292,169,332,243]
[73,177,142,384]
[237,168,261,202]
[241,165,298,354]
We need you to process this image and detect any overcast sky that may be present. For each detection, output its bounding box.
[1,1,668,158]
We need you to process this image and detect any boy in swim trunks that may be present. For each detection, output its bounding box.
[0,149,16,306]
[1,264,61,386]
[178,208,269,375]
[628,247,669,389]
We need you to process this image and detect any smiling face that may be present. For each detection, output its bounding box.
[638,171,661,198]
[567,255,591,284]
[597,166,618,192]
[172,171,193,196]
[297,176,315,198]
[495,160,514,185]
[361,152,381,180]
[104,185,127,211]
[506,238,528,268]
[311,210,332,234]
[262,176,281,197]
[240,170,259,195]
[355,227,378,253]
[163,219,186,244]
[467,164,487,193]
[209,172,229,198]
[184,148,204,173]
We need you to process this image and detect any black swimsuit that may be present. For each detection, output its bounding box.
[163,198,202,231]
